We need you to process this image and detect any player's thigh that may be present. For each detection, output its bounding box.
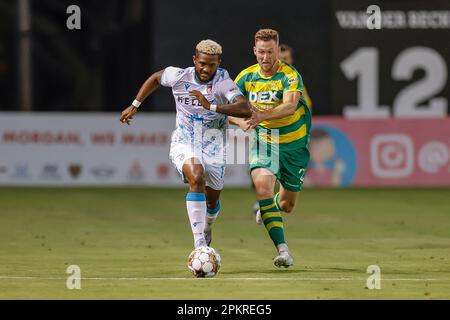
[204,163,225,193]
[170,141,204,181]
[278,147,309,193]
[249,137,280,197]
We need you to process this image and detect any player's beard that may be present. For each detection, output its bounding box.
[196,71,214,83]
[260,59,277,73]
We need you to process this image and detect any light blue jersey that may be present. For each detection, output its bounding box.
[161,66,242,158]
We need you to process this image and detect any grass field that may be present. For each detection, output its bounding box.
[0,187,449,299]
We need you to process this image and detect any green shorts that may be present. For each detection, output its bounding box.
[249,139,310,192]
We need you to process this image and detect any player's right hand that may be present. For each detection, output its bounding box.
[120,106,138,126]
[238,120,252,132]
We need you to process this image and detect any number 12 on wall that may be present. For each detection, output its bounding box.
[341,47,448,118]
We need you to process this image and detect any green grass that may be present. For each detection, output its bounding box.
[0,187,449,299]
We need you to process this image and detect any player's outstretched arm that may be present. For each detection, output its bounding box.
[120,70,164,125]
[189,91,252,118]
[246,91,301,130]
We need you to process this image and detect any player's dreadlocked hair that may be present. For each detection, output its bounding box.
[196,40,223,56]
[255,29,279,44]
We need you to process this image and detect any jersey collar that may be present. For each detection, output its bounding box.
[257,60,283,79]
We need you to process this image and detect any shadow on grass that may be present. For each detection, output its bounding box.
[221,268,308,276]
[319,267,363,273]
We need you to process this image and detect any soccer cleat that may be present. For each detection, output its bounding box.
[253,202,263,225]
[273,251,294,268]
[204,227,212,246]
[255,209,263,225]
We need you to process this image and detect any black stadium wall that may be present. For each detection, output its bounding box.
[149,0,331,115]
[0,0,449,117]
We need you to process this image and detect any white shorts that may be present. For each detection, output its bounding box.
[169,141,226,191]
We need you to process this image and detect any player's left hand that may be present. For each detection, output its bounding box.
[246,109,266,130]
[189,90,211,109]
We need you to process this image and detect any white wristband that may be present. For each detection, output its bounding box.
[132,99,142,108]
[210,104,217,112]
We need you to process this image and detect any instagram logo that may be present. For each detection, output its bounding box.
[371,134,414,178]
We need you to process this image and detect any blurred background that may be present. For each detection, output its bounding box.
[0,0,333,113]
[0,0,449,187]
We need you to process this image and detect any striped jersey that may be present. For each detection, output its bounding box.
[235,61,311,150]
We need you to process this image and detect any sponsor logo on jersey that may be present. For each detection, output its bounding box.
[268,83,279,90]
[249,91,280,103]
[177,96,209,107]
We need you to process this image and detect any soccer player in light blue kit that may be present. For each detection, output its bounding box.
[120,40,251,249]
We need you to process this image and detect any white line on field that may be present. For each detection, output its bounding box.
[0,276,445,281]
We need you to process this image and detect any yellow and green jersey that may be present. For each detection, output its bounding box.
[234,61,312,150]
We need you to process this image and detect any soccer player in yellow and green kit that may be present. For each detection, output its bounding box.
[230,29,312,268]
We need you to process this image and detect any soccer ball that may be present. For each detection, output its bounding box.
[187,246,221,278]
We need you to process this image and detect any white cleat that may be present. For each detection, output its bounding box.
[273,251,294,268]
[255,209,263,225]
[253,202,263,225]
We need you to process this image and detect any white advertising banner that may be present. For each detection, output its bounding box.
[0,113,251,187]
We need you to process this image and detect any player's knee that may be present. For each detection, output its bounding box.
[254,184,273,199]
[187,173,205,188]
[185,165,205,189]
